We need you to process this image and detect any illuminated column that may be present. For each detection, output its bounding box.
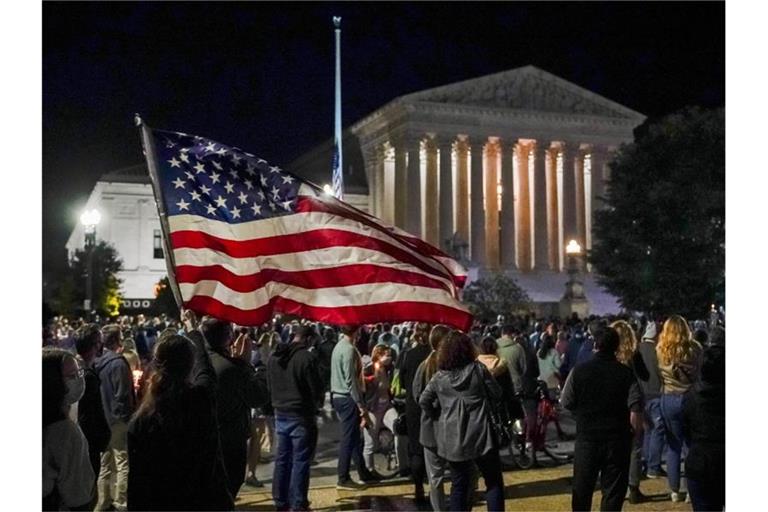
[381,143,395,224]
[484,139,500,269]
[455,137,470,243]
[533,140,550,270]
[575,146,587,248]
[362,145,380,216]
[561,143,578,267]
[516,141,532,271]
[424,136,439,246]
[546,145,559,271]
[393,138,408,229]
[406,136,422,237]
[469,137,486,265]
[438,138,454,250]
[499,137,516,268]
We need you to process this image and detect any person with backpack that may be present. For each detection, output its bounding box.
[94,324,136,511]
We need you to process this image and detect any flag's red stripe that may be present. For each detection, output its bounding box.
[170,229,451,284]
[175,263,451,293]
[184,294,473,332]
[295,196,465,287]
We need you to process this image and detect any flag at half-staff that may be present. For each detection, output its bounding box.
[138,123,473,332]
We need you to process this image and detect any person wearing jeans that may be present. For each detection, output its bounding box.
[267,325,324,511]
[643,397,666,476]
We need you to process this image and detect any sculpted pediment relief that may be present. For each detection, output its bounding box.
[401,65,643,120]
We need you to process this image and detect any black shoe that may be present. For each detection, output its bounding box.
[628,486,647,504]
[360,470,383,483]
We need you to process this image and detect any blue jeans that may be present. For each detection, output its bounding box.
[643,397,666,473]
[332,395,366,482]
[272,413,317,511]
[448,450,505,511]
[660,393,686,492]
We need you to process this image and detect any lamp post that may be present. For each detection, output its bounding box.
[559,239,590,319]
[80,209,101,316]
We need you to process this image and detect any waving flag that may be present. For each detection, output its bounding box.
[139,124,472,331]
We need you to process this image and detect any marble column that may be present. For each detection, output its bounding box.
[546,146,559,271]
[516,141,532,271]
[469,138,485,265]
[455,137,470,244]
[499,138,516,268]
[533,140,550,271]
[424,137,439,246]
[362,145,379,217]
[485,139,500,269]
[561,143,579,264]
[406,137,422,237]
[393,139,408,229]
[438,138,454,250]
[574,146,587,248]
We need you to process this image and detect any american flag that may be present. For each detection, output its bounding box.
[331,138,343,200]
[142,127,472,331]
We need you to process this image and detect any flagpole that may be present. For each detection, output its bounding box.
[134,114,184,309]
[333,16,344,200]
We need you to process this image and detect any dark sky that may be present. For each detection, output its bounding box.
[43,1,724,277]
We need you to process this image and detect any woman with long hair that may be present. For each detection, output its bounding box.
[611,320,650,503]
[127,329,232,511]
[43,348,95,511]
[656,315,703,503]
[413,324,452,511]
[419,332,505,511]
[362,344,398,473]
[537,332,562,393]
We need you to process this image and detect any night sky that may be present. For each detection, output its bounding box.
[42,1,724,278]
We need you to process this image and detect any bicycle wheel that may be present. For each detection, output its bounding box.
[513,442,535,469]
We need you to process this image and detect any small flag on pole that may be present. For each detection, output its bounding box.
[138,124,473,331]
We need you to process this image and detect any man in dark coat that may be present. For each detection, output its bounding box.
[561,325,643,512]
[201,317,269,501]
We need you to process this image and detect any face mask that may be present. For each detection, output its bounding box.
[64,375,85,405]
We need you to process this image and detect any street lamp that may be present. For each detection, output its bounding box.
[80,209,101,315]
[322,184,333,196]
[560,239,590,319]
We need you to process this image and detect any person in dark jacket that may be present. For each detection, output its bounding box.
[399,322,433,503]
[94,324,135,511]
[74,324,111,479]
[127,314,232,511]
[419,331,505,512]
[267,325,324,511]
[561,325,643,512]
[636,321,666,478]
[682,336,725,511]
[202,316,270,500]
[316,327,337,396]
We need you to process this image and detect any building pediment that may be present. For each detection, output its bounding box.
[398,65,644,121]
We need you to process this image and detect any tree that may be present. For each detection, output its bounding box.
[153,276,180,319]
[461,272,532,322]
[67,241,125,317]
[589,107,724,319]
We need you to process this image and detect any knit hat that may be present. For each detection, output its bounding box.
[642,322,657,341]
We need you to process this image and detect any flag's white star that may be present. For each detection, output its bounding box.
[176,198,190,211]
[260,174,268,187]
[230,153,242,164]
[281,200,293,211]
[257,190,265,201]
[179,152,190,163]
[251,203,262,215]
[269,201,277,211]
[269,166,282,174]
[168,157,181,168]
[206,204,217,215]
[245,164,256,176]
[271,186,281,200]
[224,181,235,194]
[205,142,216,152]
[244,179,253,190]
[212,161,223,171]
[230,207,241,219]
[164,138,177,148]
[172,177,186,189]
[216,147,226,155]
[200,184,211,195]
[229,169,239,179]
[193,162,206,174]
[215,195,227,208]
[210,172,221,184]
[190,190,202,202]
[184,171,195,180]
[281,175,295,184]
[238,192,248,204]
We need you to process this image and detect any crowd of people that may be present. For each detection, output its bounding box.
[42,309,725,511]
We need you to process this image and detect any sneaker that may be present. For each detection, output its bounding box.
[360,470,383,483]
[685,493,691,503]
[670,491,683,502]
[646,469,667,479]
[336,479,368,491]
[245,475,264,487]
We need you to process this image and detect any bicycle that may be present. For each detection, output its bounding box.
[529,380,571,464]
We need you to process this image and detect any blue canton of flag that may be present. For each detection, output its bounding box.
[153,129,301,223]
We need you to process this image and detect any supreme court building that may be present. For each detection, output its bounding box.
[290,66,646,312]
